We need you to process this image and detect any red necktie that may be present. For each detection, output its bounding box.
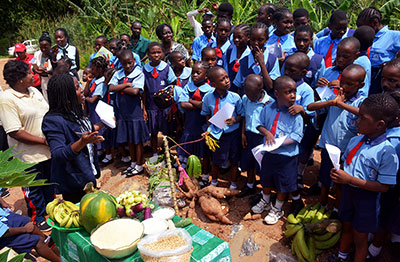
[121,77,127,94]
[277,38,281,43]
[334,74,341,95]
[89,82,96,93]
[367,47,371,58]
[111,62,114,68]
[213,97,219,115]
[207,38,211,43]
[270,111,280,135]
[176,78,182,87]
[232,60,240,73]
[107,92,111,104]
[172,103,178,113]
[193,88,202,101]
[215,48,222,59]
[152,68,159,79]
[346,140,365,165]
[325,42,334,68]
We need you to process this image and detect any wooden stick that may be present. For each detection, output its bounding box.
[163,136,179,215]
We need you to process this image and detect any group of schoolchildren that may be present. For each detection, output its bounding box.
[2,2,400,261]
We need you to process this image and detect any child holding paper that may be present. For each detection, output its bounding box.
[307,64,366,213]
[252,76,303,224]
[109,50,149,176]
[201,67,243,190]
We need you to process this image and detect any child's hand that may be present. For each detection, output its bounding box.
[328,80,340,90]
[241,133,247,148]
[24,222,35,233]
[225,117,236,126]
[143,110,148,121]
[332,88,345,106]
[2,202,14,211]
[330,168,352,184]
[278,52,285,62]
[198,7,209,13]
[288,105,304,116]
[253,46,265,65]
[81,131,104,144]
[317,77,329,87]
[265,132,275,146]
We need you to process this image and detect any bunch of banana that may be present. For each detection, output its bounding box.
[202,131,219,152]
[46,199,82,228]
[186,155,202,178]
[284,203,342,261]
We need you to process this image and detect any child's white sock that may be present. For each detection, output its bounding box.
[392,233,400,243]
[333,207,339,213]
[130,162,137,168]
[338,251,349,259]
[104,154,112,160]
[201,174,209,181]
[291,194,300,201]
[121,156,131,163]
[210,179,218,186]
[229,182,237,190]
[247,183,254,189]
[262,192,270,203]
[368,233,375,242]
[368,243,382,257]
[135,165,144,172]
[274,199,284,210]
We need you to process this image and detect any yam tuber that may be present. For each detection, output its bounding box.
[198,195,233,225]
[199,186,240,199]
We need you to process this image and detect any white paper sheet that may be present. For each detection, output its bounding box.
[208,103,235,129]
[325,144,341,170]
[316,85,336,100]
[95,100,116,128]
[251,135,288,168]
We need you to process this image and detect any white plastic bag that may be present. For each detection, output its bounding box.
[138,229,192,260]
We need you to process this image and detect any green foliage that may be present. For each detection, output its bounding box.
[0,147,51,188]
[0,249,26,262]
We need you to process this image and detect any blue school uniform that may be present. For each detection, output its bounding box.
[268,25,275,37]
[314,29,353,64]
[339,134,398,233]
[223,45,251,93]
[317,91,365,187]
[233,50,281,90]
[55,43,79,71]
[192,34,216,61]
[353,55,371,96]
[295,79,315,118]
[256,101,304,192]
[0,211,40,254]
[176,67,192,88]
[109,67,149,145]
[285,48,325,88]
[240,91,274,171]
[267,33,296,54]
[201,90,243,165]
[315,28,354,39]
[207,40,231,67]
[143,61,177,135]
[178,81,214,157]
[320,65,341,82]
[87,76,107,125]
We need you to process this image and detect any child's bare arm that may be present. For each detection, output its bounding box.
[241,118,247,148]
[109,82,131,92]
[2,222,35,238]
[257,126,275,146]
[225,115,242,126]
[85,95,100,104]
[336,102,360,116]
[189,99,202,109]
[181,101,195,110]
[122,87,140,96]
[317,77,329,87]
[307,100,334,111]
[0,197,13,211]
[254,46,273,91]
[330,169,390,192]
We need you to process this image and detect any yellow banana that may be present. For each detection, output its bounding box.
[287,213,300,224]
[59,211,70,227]
[295,228,310,261]
[314,231,341,250]
[293,234,308,262]
[72,213,81,228]
[64,215,74,228]
[284,224,303,238]
[313,231,334,241]
[46,199,59,220]
[63,200,79,212]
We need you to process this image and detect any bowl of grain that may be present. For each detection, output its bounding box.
[137,228,193,262]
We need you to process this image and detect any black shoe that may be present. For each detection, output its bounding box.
[248,193,262,207]
[122,166,134,175]
[328,253,352,262]
[289,199,305,216]
[237,185,257,198]
[126,166,144,177]
[199,178,209,188]
[303,183,321,196]
[1,189,10,198]
[37,220,52,232]
[100,157,114,166]
[330,210,339,219]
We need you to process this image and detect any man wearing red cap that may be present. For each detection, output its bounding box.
[14,43,41,88]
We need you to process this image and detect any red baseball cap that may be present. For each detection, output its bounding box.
[14,43,26,52]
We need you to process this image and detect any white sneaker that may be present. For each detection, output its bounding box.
[251,198,271,214]
[264,206,284,225]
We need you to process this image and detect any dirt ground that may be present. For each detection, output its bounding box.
[0,58,396,261]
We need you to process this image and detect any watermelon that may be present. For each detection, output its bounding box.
[80,182,117,233]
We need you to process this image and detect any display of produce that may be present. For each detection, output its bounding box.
[79,182,117,233]
[141,218,168,235]
[202,131,219,152]
[284,203,342,262]
[152,207,175,220]
[90,218,144,259]
[186,155,202,178]
[115,190,154,218]
[46,198,82,228]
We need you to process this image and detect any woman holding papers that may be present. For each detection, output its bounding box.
[42,74,105,203]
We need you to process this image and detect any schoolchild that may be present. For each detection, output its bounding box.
[201,67,243,190]
[308,64,366,210]
[89,35,108,67]
[233,23,280,93]
[266,8,296,57]
[52,28,80,78]
[292,8,310,31]
[252,76,304,224]
[286,25,325,87]
[381,58,400,93]
[353,26,375,96]
[143,42,177,156]
[223,24,251,94]
[120,34,131,47]
[237,74,273,198]
[207,18,232,67]
[201,47,218,68]
[179,62,213,169]
[109,38,141,70]
[192,18,215,62]
[32,32,53,102]
[357,7,400,95]
[169,51,192,88]
[109,50,149,176]
[330,94,399,262]
[82,67,93,84]
[314,10,353,68]
[256,3,277,37]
